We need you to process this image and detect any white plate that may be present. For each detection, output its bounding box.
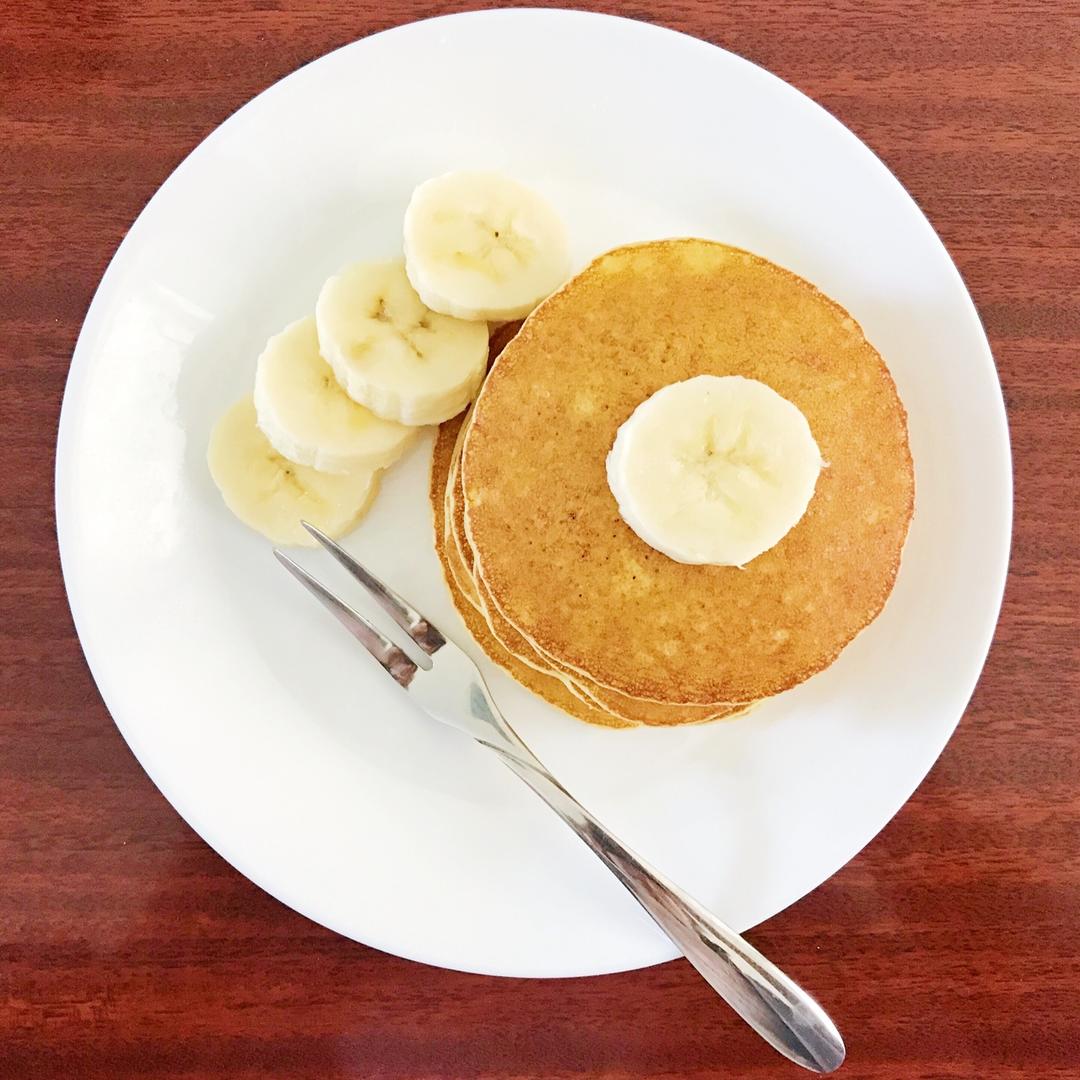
[56,10,1011,977]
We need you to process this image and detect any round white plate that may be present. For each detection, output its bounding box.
[56,10,1011,977]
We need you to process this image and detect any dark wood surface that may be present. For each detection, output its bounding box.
[2,2,1078,1077]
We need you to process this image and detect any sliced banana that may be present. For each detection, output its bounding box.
[208,398,379,547]
[606,375,823,567]
[403,171,570,322]
[254,315,417,474]
[315,259,488,426]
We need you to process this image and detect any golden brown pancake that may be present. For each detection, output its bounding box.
[461,239,914,705]
[457,449,749,724]
[435,414,749,727]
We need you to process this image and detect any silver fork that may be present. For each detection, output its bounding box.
[276,522,845,1075]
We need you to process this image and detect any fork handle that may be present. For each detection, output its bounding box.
[490,743,845,1074]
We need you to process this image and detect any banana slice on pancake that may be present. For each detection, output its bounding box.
[607,375,824,567]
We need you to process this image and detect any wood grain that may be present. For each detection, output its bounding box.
[2,2,1078,1077]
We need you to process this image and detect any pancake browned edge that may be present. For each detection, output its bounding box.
[430,412,634,728]
[462,238,915,706]
[432,319,635,729]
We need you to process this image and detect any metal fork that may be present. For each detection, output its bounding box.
[276,521,845,1074]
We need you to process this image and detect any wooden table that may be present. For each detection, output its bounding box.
[3,2,1078,1076]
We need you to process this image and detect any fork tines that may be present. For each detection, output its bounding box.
[300,522,446,655]
[275,519,449,687]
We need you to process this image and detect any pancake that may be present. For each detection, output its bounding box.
[461,239,914,705]
[443,412,743,722]
[434,414,751,727]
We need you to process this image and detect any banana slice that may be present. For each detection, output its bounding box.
[254,315,417,474]
[403,171,570,321]
[315,259,488,426]
[606,375,823,566]
[208,398,379,546]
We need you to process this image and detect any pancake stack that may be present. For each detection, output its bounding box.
[430,239,914,728]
